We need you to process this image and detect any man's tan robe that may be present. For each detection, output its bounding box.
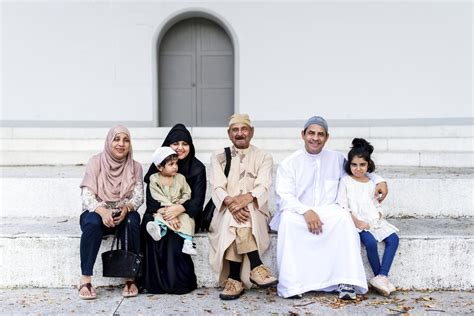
[208,145,273,289]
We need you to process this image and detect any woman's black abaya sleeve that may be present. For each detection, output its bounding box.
[181,163,207,218]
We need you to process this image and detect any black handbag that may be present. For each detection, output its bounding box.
[200,147,231,232]
[102,217,142,278]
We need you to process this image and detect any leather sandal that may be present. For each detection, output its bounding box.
[122,280,138,298]
[78,283,97,300]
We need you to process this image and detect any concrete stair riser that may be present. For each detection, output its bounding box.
[1,151,473,167]
[1,226,472,290]
[1,167,473,218]
[1,126,473,139]
[2,138,472,152]
[1,126,473,167]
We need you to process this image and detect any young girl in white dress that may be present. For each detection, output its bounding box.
[337,138,399,297]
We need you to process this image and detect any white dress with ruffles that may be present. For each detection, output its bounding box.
[337,175,398,242]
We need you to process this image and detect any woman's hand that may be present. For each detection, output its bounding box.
[97,207,115,228]
[157,207,167,214]
[113,206,129,225]
[162,205,185,221]
[167,218,181,230]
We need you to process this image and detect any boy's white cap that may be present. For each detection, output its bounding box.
[151,146,177,166]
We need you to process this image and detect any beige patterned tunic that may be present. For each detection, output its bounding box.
[149,173,195,236]
[208,145,273,288]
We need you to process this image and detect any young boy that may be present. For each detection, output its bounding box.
[146,146,197,255]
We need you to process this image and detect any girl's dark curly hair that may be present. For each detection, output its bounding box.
[344,138,375,175]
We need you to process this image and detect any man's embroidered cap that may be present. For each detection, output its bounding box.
[229,113,252,128]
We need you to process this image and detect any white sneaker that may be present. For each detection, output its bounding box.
[385,278,396,293]
[182,239,197,256]
[146,221,162,241]
[369,275,391,297]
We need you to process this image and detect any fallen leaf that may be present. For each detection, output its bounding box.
[415,296,434,302]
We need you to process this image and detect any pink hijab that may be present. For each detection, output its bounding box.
[80,125,143,203]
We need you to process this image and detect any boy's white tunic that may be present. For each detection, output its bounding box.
[270,149,369,298]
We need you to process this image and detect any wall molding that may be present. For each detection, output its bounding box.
[1,117,472,128]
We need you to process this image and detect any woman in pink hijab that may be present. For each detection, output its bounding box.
[78,125,143,300]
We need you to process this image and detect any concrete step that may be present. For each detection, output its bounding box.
[1,166,472,218]
[1,126,473,167]
[2,137,472,152]
[0,217,472,290]
[1,149,473,168]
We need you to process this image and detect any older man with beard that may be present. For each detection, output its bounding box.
[208,113,278,300]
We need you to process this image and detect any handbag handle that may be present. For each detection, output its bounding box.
[110,216,130,251]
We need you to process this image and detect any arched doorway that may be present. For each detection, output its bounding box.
[158,18,234,127]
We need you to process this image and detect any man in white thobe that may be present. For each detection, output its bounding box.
[270,116,387,300]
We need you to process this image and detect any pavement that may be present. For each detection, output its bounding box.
[1,287,473,315]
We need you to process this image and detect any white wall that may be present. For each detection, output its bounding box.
[1,1,472,126]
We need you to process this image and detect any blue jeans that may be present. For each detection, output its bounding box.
[359,231,399,277]
[80,211,141,276]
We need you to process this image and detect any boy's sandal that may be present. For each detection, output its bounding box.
[122,280,138,298]
[78,283,97,300]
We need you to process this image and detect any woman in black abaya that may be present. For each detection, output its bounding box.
[140,124,206,294]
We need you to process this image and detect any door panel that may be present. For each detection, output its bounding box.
[160,88,194,126]
[200,88,233,125]
[199,20,233,51]
[201,56,233,86]
[159,18,234,127]
[160,55,193,87]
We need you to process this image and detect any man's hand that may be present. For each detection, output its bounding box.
[303,210,323,234]
[375,181,388,202]
[224,193,253,214]
[231,206,250,224]
[223,196,237,212]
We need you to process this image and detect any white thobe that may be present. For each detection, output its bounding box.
[270,149,383,298]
